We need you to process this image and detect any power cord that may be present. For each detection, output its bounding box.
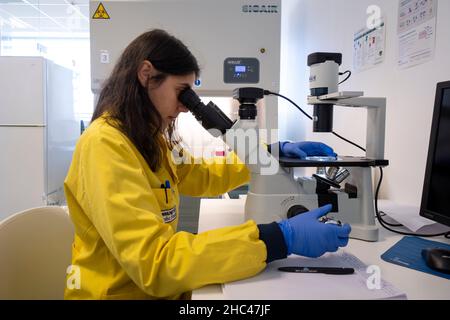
[339,71,352,85]
[375,167,450,239]
[331,131,365,153]
[264,90,366,152]
[265,91,313,121]
[265,90,450,239]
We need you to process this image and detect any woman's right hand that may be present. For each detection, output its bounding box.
[278,204,351,258]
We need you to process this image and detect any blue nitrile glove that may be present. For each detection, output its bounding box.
[280,141,337,160]
[278,204,351,258]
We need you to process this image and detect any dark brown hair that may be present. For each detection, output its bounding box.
[92,29,200,171]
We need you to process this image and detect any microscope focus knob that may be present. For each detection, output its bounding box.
[287,205,310,219]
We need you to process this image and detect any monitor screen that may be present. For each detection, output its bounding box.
[420,81,450,227]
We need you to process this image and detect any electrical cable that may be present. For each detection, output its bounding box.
[264,91,313,120]
[374,167,450,239]
[331,131,365,153]
[265,90,366,152]
[338,71,352,85]
[378,212,403,227]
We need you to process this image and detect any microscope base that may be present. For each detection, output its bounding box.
[347,224,378,242]
[244,191,379,242]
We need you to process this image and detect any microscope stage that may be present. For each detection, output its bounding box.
[279,156,389,168]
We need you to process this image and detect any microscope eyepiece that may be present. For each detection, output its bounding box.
[178,88,202,113]
[178,88,234,136]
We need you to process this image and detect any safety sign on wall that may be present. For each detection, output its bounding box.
[92,3,110,19]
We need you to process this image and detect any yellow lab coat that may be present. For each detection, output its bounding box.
[64,116,268,299]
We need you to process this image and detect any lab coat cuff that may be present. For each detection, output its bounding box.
[257,222,288,263]
[267,142,279,155]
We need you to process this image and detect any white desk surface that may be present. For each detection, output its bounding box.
[192,198,450,300]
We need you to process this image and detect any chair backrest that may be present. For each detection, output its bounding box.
[0,206,74,299]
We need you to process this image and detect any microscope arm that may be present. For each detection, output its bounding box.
[308,95,386,159]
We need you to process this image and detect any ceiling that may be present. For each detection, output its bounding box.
[0,0,89,35]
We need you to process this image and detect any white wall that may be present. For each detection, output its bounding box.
[280,0,450,206]
[280,0,310,142]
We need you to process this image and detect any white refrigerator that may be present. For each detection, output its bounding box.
[0,56,79,220]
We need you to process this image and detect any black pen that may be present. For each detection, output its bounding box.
[161,183,168,204]
[278,266,354,275]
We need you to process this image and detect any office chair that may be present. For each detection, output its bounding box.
[0,206,74,299]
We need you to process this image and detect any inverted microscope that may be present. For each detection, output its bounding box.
[179,52,388,242]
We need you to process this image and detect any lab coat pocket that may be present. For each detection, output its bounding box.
[152,188,177,224]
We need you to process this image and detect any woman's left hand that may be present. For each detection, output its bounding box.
[279,141,337,159]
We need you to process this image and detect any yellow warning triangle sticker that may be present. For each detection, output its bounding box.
[93,3,110,19]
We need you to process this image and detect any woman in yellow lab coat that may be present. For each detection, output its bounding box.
[64,29,351,299]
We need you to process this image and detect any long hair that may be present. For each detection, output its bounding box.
[92,29,200,171]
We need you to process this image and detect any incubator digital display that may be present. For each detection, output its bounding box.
[224,58,259,84]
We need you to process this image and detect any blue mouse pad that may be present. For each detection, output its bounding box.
[381,236,450,280]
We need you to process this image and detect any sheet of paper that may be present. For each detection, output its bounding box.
[353,20,385,72]
[223,251,407,300]
[377,200,450,233]
[397,0,437,69]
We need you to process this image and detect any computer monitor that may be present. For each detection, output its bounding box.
[420,81,450,227]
